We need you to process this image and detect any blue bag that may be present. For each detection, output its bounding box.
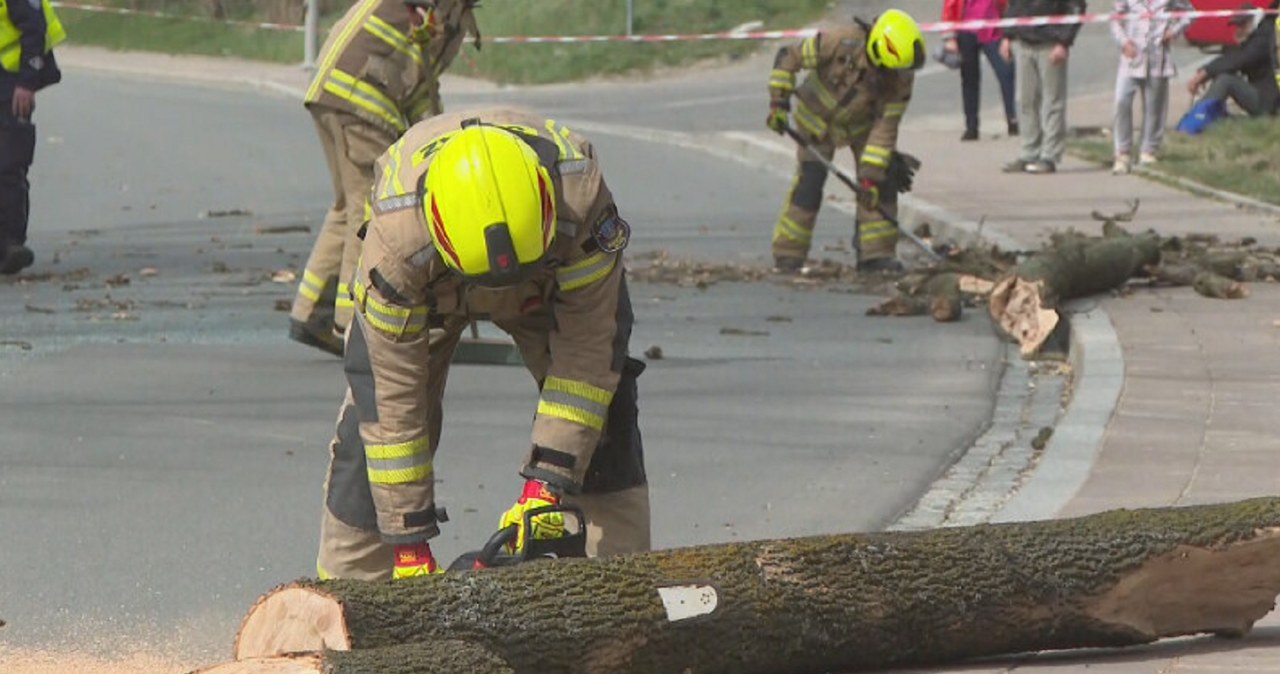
[1175,99,1227,135]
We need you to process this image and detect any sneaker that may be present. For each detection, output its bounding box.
[1139,152,1158,166]
[289,317,344,357]
[0,244,34,275]
[1001,158,1031,173]
[772,256,805,275]
[1112,154,1131,175]
[1007,120,1020,137]
[1026,159,1056,174]
[856,257,905,274]
[961,129,979,141]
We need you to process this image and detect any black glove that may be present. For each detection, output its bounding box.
[885,151,922,194]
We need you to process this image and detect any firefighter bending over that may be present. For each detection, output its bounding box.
[316,109,650,580]
[767,9,925,274]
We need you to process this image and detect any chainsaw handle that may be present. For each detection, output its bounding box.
[473,524,519,569]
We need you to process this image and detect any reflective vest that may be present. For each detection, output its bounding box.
[0,0,66,73]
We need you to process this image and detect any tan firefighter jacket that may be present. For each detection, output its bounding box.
[304,0,478,135]
[351,109,631,541]
[768,21,914,183]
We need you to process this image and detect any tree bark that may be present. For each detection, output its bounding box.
[229,498,1280,674]
[989,233,1160,357]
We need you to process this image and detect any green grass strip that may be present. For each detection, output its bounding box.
[59,0,833,83]
[1069,117,1280,207]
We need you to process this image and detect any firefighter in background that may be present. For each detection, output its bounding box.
[0,0,64,275]
[289,0,480,355]
[766,9,924,274]
[316,108,650,579]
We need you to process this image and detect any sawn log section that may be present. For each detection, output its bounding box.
[220,498,1280,674]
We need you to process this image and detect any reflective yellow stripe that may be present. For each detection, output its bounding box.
[380,136,407,199]
[556,251,617,292]
[810,78,838,111]
[800,37,819,69]
[537,377,613,431]
[861,145,890,168]
[324,70,406,133]
[363,14,424,68]
[336,282,355,310]
[353,279,429,337]
[366,436,433,485]
[859,220,897,243]
[773,215,811,244]
[769,69,795,93]
[305,0,380,102]
[298,269,330,302]
[793,102,827,138]
[316,562,333,580]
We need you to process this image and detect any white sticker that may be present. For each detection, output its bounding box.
[657,584,719,622]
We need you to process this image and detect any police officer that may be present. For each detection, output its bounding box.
[289,0,479,355]
[316,108,649,580]
[0,0,63,275]
[766,9,924,274]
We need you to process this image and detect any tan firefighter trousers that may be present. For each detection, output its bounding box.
[290,108,397,337]
[317,305,651,581]
[771,135,899,265]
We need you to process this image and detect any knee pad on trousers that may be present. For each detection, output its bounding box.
[326,403,379,531]
[790,161,828,211]
[582,357,647,495]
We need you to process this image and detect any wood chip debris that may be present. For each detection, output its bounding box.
[256,224,312,235]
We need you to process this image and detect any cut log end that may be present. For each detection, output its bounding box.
[234,585,350,660]
[989,276,1058,356]
[192,653,323,674]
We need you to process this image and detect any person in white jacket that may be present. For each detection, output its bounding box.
[1110,0,1194,174]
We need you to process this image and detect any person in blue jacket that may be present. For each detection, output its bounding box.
[0,0,64,275]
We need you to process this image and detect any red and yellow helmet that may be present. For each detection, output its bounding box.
[423,125,556,286]
[867,9,926,70]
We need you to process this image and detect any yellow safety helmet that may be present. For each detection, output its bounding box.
[423,124,557,286]
[867,9,926,71]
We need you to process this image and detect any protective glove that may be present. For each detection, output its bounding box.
[857,179,881,211]
[766,101,790,135]
[392,542,441,579]
[499,479,566,554]
[885,151,921,194]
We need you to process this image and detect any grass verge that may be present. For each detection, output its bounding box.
[58,0,834,83]
[1069,117,1280,207]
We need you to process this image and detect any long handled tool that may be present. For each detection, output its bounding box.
[783,126,940,262]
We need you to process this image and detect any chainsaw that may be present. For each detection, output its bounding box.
[446,503,588,571]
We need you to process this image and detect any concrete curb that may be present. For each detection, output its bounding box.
[992,301,1125,523]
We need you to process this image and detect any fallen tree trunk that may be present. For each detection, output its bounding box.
[225,498,1280,674]
[990,233,1160,356]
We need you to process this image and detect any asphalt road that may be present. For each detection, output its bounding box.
[0,12,1205,662]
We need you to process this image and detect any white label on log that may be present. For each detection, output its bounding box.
[658,584,718,622]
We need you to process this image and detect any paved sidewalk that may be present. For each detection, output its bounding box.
[897,91,1280,673]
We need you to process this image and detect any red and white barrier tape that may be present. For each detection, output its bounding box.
[48,3,1278,42]
[50,1,307,32]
